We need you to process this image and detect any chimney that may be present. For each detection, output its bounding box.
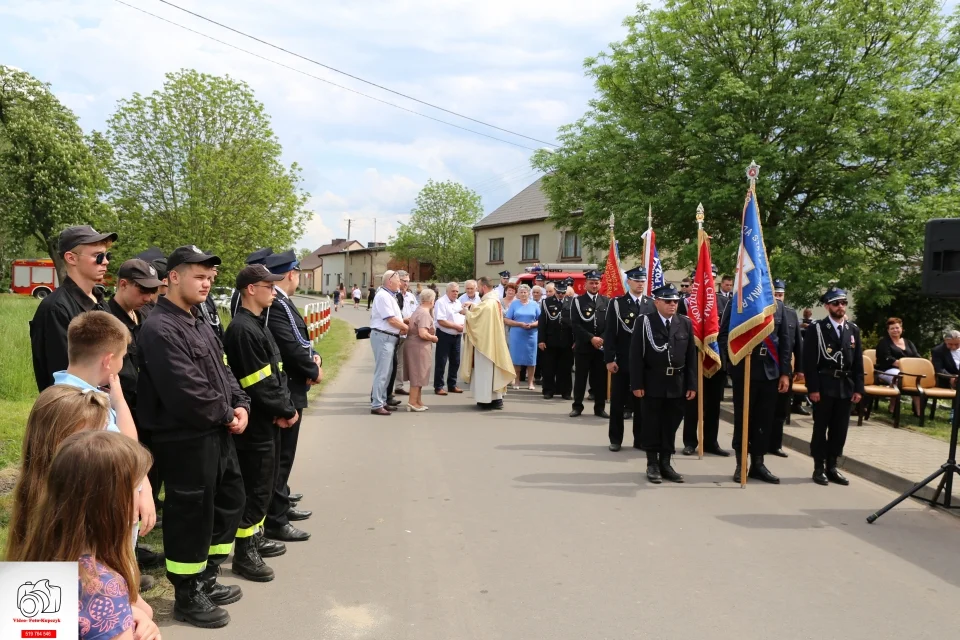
[332,238,346,244]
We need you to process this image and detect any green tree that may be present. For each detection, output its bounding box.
[533,0,960,307]
[390,179,483,280]
[105,69,311,279]
[0,66,111,277]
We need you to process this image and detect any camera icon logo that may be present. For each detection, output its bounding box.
[17,580,61,618]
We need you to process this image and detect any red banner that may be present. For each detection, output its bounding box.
[599,234,625,298]
[688,229,722,377]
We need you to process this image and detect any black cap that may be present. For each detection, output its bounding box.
[498,270,511,278]
[58,225,118,256]
[555,281,568,293]
[167,245,221,271]
[584,270,602,281]
[236,264,284,289]
[245,247,274,265]
[711,263,719,276]
[626,266,647,282]
[820,288,847,304]
[653,284,681,300]
[563,277,575,285]
[265,249,299,275]
[135,247,165,263]
[118,259,164,288]
[534,273,546,281]
[774,279,786,292]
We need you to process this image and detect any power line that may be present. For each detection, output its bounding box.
[111,0,543,151]
[152,0,559,148]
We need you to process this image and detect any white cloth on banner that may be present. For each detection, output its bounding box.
[472,350,504,404]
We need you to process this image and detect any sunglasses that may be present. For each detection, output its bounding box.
[829,300,848,307]
[74,251,111,265]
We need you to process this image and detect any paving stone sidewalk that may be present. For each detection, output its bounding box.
[720,402,957,505]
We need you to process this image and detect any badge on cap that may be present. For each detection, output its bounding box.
[149,266,156,276]
[190,245,201,254]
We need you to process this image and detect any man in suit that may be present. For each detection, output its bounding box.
[802,288,864,486]
[718,283,793,484]
[932,330,960,389]
[631,285,697,484]
[538,282,573,400]
[570,271,609,418]
[769,279,803,458]
[604,267,654,451]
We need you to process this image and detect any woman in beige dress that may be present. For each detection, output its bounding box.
[405,288,439,411]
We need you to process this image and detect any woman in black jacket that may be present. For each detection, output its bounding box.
[875,317,921,415]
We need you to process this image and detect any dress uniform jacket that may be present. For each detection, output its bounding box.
[572,293,609,353]
[538,295,569,348]
[718,299,793,381]
[802,318,865,399]
[266,289,320,409]
[630,313,698,397]
[30,276,106,391]
[223,308,297,450]
[604,294,655,370]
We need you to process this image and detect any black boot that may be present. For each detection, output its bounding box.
[826,458,849,485]
[255,530,286,558]
[232,537,275,582]
[732,460,742,483]
[200,564,243,606]
[748,455,780,484]
[812,459,829,486]
[645,452,662,484]
[173,576,231,629]
[659,453,684,483]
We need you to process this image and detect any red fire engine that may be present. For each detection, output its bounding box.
[10,258,59,298]
[512,263,598,295]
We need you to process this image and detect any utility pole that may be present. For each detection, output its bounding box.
[344,218,354,291]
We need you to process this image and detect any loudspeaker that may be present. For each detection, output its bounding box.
[922,218,960,299]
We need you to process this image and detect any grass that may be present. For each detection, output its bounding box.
[867,397,955,442]
[309,316,356,397]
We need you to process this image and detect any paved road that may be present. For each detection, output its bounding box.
[170,305,960,640]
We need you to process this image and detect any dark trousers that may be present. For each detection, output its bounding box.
[541,346,573,397]
[153,430,245,585]
[608,370,640,445]
[266,409,303,529]
[388,344,398,398]
[434,331,461,391]
[639,396,684,453]
[811,395,852,461]
[573,349,606,413]
[770,391,790,452]
[730,371,778,456]
[235,431,279,538]
[682,371,726,448]
[135,420,162,510]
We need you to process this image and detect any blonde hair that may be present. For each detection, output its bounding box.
[68,311,129,365]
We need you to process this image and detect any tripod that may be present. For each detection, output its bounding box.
[867,391,959,523]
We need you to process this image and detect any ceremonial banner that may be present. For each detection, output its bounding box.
[600,233,626,298]
[727,188,776,365]
[688,228,722,377]
[641,228,665,297]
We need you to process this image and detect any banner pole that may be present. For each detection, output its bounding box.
[695,204,705,460]
[741,358,751,487]
[698,357,704,459]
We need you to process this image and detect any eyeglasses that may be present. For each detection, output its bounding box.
[829,300,848,307]
[662,299,679,304]
[680,284,690,289]
[73,251,111,265]
[251,284,275,290]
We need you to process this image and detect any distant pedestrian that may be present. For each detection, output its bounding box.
[333,287,341,311]
[352,285,362,308]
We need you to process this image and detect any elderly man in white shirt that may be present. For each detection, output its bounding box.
[393,270,419,396]
[434,282,466,395]
[370,270,408,415]
[458,279,482,307]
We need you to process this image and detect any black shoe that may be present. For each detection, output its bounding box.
[609,443,621,452]
[748,457,780,484]
[200,565,243,606]
[561,394,572,401]
[543,393,554,400]
[477,402,495,411]
[569,409,582,417]
[705,446,731,457]
[826,460,849,485]
[289,492,303,503]
[659,456,684,483]
[254,531,286,558]
[646,463,662,484]
[681,445,696,456]
[232,537,275,582]
[595,410,609,419]
[264,523,311,542]
[174,578,231,628]
[534,378,542,385]
[287,508,312,521]
[812,459,829,486]
[492,399,504,410]
[770,448,789,458]
[633,442,643,450]
[587,393,594,401]
[624,411,633,420]
[732,463,742,483]
[136,544,165,570]
[792,404,811,416]
[387,398,401,407]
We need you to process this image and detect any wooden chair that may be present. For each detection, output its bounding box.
[787,354,807,426]
[931,373,958,421]
[860,355,900,426]
[862,348,879,413]
[897,358,957,426]
[864,349,877,364]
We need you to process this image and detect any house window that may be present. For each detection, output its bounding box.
[489,238,504,262]
[521,234,539,261]
[561,231,580,259]
[325,274,330,286]
[361,272,366,287]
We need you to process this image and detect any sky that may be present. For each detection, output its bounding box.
[0,0,639,250]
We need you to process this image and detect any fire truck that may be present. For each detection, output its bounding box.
[10,258,58,298]
[512,263,598,295]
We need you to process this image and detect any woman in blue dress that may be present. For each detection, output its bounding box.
[504,284,541,389]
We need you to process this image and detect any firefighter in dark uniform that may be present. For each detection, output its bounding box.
[605,267,655,451]
[230,247,274,317]
[135,247,169,314]
[570,270,609,418]
[718,286,793,484]
[803,288,864,486]
[769,279,803,458]
[537,281,573,399]
[223,265,299,583]
[630,285,697,483]
[558,278,577,399]
[138,245,249,629]
[263,250,321,542]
